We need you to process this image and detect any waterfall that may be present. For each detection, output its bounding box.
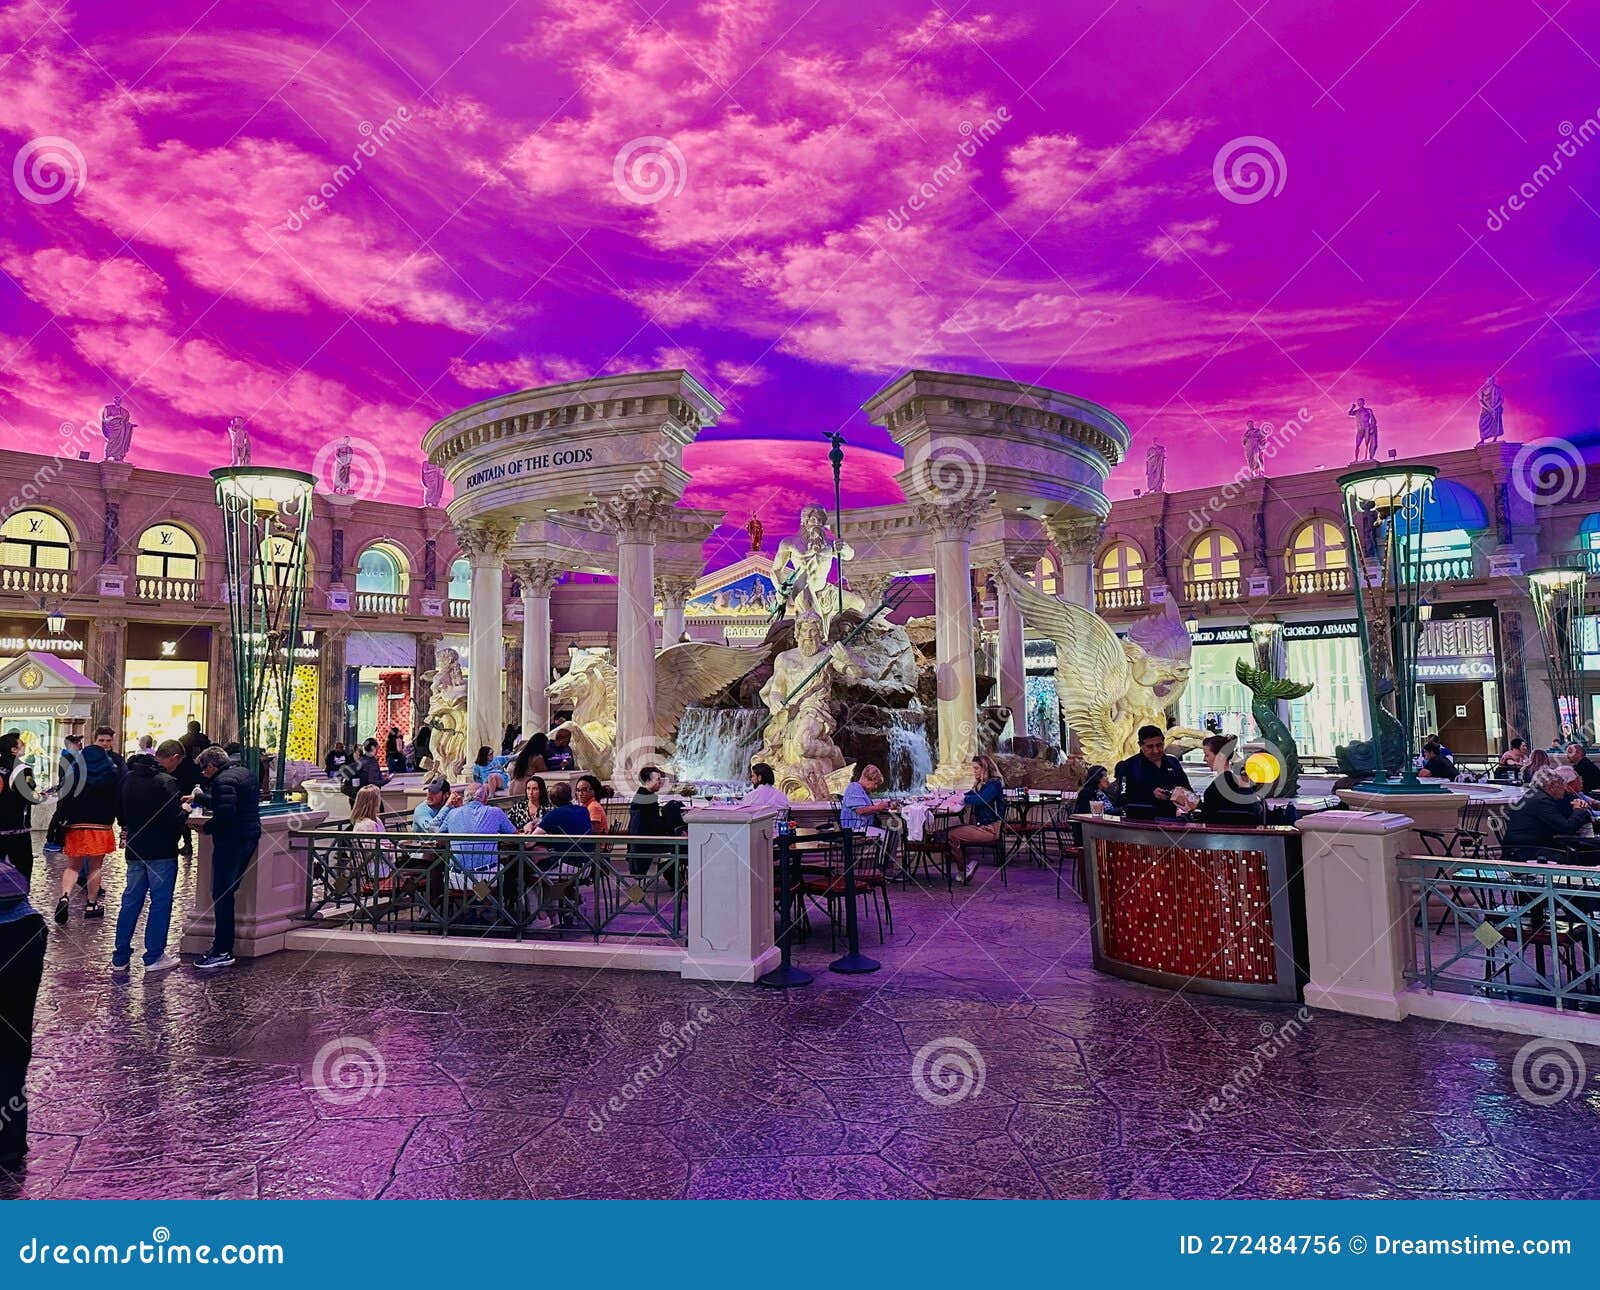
[886,707,933,794]
[673,706,761,785]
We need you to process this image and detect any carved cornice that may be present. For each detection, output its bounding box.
[510,559,562,598]
[451,519,516,562]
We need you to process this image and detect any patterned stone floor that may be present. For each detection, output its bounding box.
[6,845,1600,1199]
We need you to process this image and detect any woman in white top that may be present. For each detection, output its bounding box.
[740,762,791,813]
[347,784,389,880]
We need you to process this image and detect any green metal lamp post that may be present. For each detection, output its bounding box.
[212,466,315,807]
[1337,462,1448,794]
[1528,564,1588,746]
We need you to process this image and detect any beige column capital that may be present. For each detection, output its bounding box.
[510,558,562,599]
[451,519,516,563]
[599,495,675,542]
[654,574,698,604]
[1047,515,1105,563]
[913,497,990,541]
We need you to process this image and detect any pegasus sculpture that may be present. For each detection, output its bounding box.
[996,564,1208,768]
[546,642,765,781]
[1233,659,1313,797]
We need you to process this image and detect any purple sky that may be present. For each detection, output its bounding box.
[3,0,1598,539]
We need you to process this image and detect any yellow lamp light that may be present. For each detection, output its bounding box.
[1244,751,1281,786]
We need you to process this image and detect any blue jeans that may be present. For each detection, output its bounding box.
[112,857,178,967]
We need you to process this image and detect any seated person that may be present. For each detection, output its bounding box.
[544,727,577,771]
[531,781,597,885]
[740,762,791,814]
[574,775,608,835]
[840,764,895,832]
[946,756,1006,884]
[1502,766,1589,863]
[1566,743,1600,794]
[412,779,462,833]
[1417,738,1457,780]
[1498,737,1528,768]
[1073,765,1113,815]
[444,780,518,878]
[507,776,549,831]
[1113,725,1191,820]
[1197,735,1264,824]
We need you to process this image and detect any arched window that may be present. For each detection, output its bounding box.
[1097,541,1144,589]
[257,534,310,589]
[1,509,72,570]
[135,523,199,581]
[447,557,471,601]
[355,543,408,595]
[1034,555,1059,595]
[1286,519,1347,572]
[1185,531,1241,584]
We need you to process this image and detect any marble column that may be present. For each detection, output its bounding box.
[318,628,349,757]
[991,561,1029,732]
[88,617,127,732]
[610,498,671,781]
[1049,516,1103,608]
[511,560,560,734]
[655,574,697,645]
[453,520,514,764]
[917,500,989,787]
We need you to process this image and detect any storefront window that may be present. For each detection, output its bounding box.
[356,545,407,594]
[1097,542,1143,589]
[135,524,199,581]
[1,509,72,570]
[258,534,311,588]
[259,663,319,764]
[1177,642,1257,744]
[122,659,209,749]
[447,557,471,601]
[1284,635,1365,756]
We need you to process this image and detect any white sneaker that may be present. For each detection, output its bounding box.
[110,960,131,980]
[143,953,182,974]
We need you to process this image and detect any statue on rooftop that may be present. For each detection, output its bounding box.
[1144,441,1166,494]
[100,395,135,462]
[421,458,446,508]
[332,437,354,495]
[227,416,250,467]
[1477,376,1506,443]
[1242,420,1268,478]
[1348,397,1379,462]
[770,504,869,634]
[746,514,764,553]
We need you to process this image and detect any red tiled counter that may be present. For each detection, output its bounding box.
[1079,816,1308,1002]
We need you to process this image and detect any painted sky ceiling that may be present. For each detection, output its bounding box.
[2,0,1598,564]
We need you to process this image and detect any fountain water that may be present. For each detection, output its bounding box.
[673,706,761,784]
[885,706,933,794]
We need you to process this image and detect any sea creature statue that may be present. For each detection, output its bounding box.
[996,564,1208,768]
[758,612,864,800]
[1233,659,1313,797]
[421,646,468,780]
[1335,677,1407,780]
[546,642,766,782]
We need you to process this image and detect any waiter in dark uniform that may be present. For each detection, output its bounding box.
[1113,725,1192,819]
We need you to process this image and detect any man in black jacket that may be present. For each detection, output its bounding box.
[1565,743,1600,795]
[179,719,209,762]
[1503,767,1590,863]
[1113,725,1192,820]
[155,739,200,861]
[192,745,262,971]
[0,730,36,881]
[111,751,187,975]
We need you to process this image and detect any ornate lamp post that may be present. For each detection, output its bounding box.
[1528,565,1588,745]
[1337,462,1447,794]
[212,466,315,805]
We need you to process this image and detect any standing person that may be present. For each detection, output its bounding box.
[93,726,126,777]
[1113,725,1191,819]
[192,745,261,971]
[44,735,83,856]
[179,719,209,762]
[0,858,45,1166]
[110,750,186,976]
[384,728,406,775]
[946,756,1006,883]
[53,742,120,922]
[0,731,37,881]
[155,739,199,861]
[136,735,154,755]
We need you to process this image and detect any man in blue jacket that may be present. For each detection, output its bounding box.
[192,745,261,971]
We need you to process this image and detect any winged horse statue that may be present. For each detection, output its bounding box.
[546,642,765,781]
[994,564,1208,768]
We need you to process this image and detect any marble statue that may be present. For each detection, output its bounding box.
[1144,441,1166,494]
[1348,398,1379,462]
[996,564,1208,767]
[332,437,354,495]
[421,458,445,508]
[421,646,468,780]
[770,505,869,634]
[758,613,863,800]
[1242,420,1267,478]
[546,642,765,781]
[100,396,135,462]
[227,416,250,467]
[1477,376,1505,443]
[746,514,764,553]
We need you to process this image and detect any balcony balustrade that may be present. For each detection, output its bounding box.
[1095,585,1146,611]
[1284,567,1350,595]
[1182,577,1242,604]
[354,590,410,615]
[134,575,200,602]
[0,566,70,594]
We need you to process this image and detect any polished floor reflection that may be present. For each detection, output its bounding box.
[7,849,1600,1199]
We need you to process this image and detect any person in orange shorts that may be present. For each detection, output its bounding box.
[54,743,122,922]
